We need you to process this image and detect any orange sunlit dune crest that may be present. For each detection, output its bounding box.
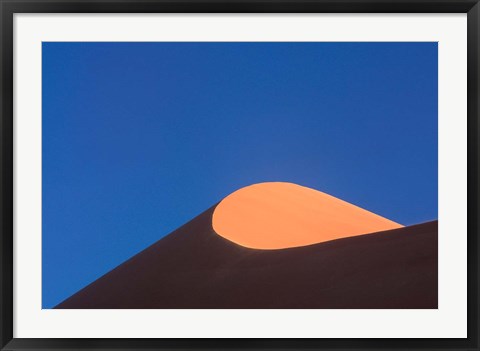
[212,182,403,250]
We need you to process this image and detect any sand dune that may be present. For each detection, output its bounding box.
[213,182,403,249]
[56,205,437,309]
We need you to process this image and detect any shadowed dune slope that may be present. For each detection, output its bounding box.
[56,207,437,308]
[56,205,438,309]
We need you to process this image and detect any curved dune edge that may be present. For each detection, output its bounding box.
[212,182,403,250]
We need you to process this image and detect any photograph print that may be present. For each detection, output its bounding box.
[42,42,438,309]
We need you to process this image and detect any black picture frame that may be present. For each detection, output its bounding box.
[1,0,478,350]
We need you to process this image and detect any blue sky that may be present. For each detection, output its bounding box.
[42,42,438,308]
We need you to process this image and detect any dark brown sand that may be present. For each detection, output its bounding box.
[56,206,437,309]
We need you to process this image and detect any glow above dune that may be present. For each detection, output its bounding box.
[212,182,403,249]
